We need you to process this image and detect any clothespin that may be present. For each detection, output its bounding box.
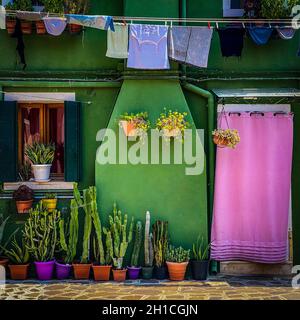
[170,20,173,29]
[242,22,245,29]
[122,18,127,26]
[207,21,211,29]
[216,22,219,29]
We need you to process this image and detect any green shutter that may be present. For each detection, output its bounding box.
[64,101,81,182]
[0,101,18,182]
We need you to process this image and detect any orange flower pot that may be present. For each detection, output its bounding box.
[119,120,137,137]
[213,135,229,147]
[6,20,16,34]
[16,200,33,214]
[36,21,46,35]
[69,24,83,35]
[112,269,127,282]
[8,264,30,280]
[0,257,9,267]
[92,265,112,281]
[166,262,189,281]
[21,21,32,34]
[72,264,91,280]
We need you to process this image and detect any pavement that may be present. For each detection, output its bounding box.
[1,276,300,300]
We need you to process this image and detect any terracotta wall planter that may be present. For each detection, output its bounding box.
[69,24,83,35]
[92,265,112,281]
[162,128,181,138]
[166,261,189,281]
[213,135,229,148]
[73,264,91,280]
[112,269,127,282]
[16,199,33,214]
[42,199,57,212]
[6,20,16,34]
[9,264,29,280]
[119,120,137,137]
[36,21,46,34]
[21,21,32,35]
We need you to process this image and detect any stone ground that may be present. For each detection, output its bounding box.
[1,276,300,300]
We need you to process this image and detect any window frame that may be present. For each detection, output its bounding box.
[223,0,245,17]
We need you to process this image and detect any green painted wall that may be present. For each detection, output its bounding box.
[95,80,208,252]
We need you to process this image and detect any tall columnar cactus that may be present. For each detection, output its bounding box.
[152,220,168,268]
[144,211,154,267]
[24,202,61,262]
[131,221,142,267]
[107,203,134,269]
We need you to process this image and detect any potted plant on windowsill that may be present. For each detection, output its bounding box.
[153,220,168,280]
[25,142,55,182]
[18,161,32,181]
[191,236,211,281]
[118,112,150,138]
[24,203,61,280]
[260,0,298,19]
[1,237,30,280]
[156,110,190,141]
[142,211,154,279]
[13,185,34,214]
[108,203,134,282]
[64,0,90,34]
[38,0,64,34]
[166,245,190,281]
[127,221,142,280]
[5,0,34,34]
[42,193,57,212]
[212,129,240,149]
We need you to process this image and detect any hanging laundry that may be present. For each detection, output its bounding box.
[0,5,6,30]
[65,15,115,31]
[277,27,296,40]
[43,17,67,36]
[247,26,273,45]
[127,24,170,70]
[16,11,46,21]
[168,26,191,63]
[12,18,26,70]
[106,23,128,59]
[217,27,245,57]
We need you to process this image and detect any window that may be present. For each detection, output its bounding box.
[18,103,65,177]
[223,0,245,17]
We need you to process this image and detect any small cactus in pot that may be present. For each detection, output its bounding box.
[142,211,154,279]
[166,245,190,281]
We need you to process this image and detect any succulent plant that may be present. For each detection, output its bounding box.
[13,185,34,201]
[131,221,142,267]
[152,220,168,268]
[166,245,190,263]
[24,142,55,165]
[192,236,211,261]
[144,211,154,267]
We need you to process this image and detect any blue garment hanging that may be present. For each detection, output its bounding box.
[65,15,115,31]
[247,26,273,45]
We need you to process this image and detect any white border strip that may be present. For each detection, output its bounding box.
[4,92,75,103]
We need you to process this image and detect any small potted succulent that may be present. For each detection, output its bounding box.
[166,245,190,281]
[108,203,134,282]
[191,236,211,281]
[24,203,61,280]
[64,0,90,34]
[13,185,34,214]
[118,112,150,138]
[142,211,154,279]
[42,193,57,212]
[25,142,55,182]
[156,110,190,140]
[153,220,168,280]
[1,237,30,280]
[212,129,240,149]
[18,161,32,181]
[127,221,143,280]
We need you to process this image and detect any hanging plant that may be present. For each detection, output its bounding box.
[118,112,150,138]
[212,129,240,149]
[260,0,300,19]
[156,109,190,141]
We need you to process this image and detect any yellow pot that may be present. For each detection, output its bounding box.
[42,199,57,212]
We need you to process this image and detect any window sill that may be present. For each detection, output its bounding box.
[3,181,74,191]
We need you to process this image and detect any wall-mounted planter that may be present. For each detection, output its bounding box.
[36,21,46,35]
[16,199,33,214]
[92,265,112,281]
[162,128,181,138]
[6,19,16,34]
[69,24,83,35]
[32,164,52,182]
[213,135,229,148]
[73,263,91,280]
[112,269,127,282]
[119,120,137,137]
[34,260,55,280]
[8,264,30,280]
[21,21,32,35]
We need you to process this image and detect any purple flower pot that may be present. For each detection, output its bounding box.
[34,260,55,280]
[127,266,141,280]
[55,261,72,280]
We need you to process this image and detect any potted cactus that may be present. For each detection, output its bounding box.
[127,221,143,280]
[166,245,190,281]
[191,236,211,281]
[107,203,134,282]
[42,193,57,212]
[142,211,154,279]
[24,203,61,280]
[24,142,55,182]
[1,237,30,280]
[13,185,34,214]
[118,112,150,138]
[153,220,169,280]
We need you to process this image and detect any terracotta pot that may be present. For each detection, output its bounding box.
[9,264,30,280]
[162,128,181,138]
[73,263,91,280]
[42,199,57,212]
[166,261,189,281]
[36,21,46,35]
[213,135,228,147]
[21,21,32,35]
[92,265,112,281]
[112,269,127,282]
[6,20,16,34]
[0,257,9,267]
[16,199,33,214]
[119,120,137,137]
[69,24,83,34]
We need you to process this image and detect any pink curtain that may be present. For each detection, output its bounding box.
[211,112,293,263]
